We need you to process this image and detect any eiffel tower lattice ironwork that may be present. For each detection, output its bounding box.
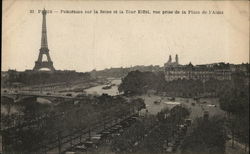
[33,8,55,72]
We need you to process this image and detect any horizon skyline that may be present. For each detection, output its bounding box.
[2,0,249,72]
[3,59,249,73]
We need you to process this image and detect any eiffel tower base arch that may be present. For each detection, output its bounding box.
[33,61,55,72]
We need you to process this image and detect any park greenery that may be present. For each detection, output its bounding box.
[118,70,165,95]
[219,84,249,150]
[1,94,146,153]
[117,69,249,153]
[180,116,227,154]
[111,105,190,154]
[111,106,228,154]
[118,70,247,98]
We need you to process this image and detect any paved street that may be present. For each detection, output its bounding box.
[138,95,225,120]
[225,136,249,154]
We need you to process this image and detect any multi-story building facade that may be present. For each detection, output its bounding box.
[164,55,232,81]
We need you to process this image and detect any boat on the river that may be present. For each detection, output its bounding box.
[168,97,175,101]
[154,97,163,105]
[102,85,112,90]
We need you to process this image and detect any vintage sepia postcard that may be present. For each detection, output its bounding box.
[1,0,249,154]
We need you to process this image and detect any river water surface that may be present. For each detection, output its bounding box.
[85,79,122,96]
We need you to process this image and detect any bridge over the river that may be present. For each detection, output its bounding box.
[1,92,83,103]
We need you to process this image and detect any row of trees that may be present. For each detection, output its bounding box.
[139,106,190,153]
[162,78,231,97]
[110,103,235,154]
[181,116,227,154]
[118,71,165,95]
[118,70,234,97]
[111,105,190,153]
[111,115,157,153]
[219,84,249,150]
[2,70,92,86]
[2,94,145,153]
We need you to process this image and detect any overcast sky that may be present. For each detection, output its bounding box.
[2,0,249,72]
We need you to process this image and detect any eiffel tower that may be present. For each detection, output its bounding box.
[33,8,55,72]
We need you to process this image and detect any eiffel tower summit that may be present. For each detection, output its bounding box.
[33,8,56,72]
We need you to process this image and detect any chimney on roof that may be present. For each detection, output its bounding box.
[175,54,179,64]
[168,55,172,63]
